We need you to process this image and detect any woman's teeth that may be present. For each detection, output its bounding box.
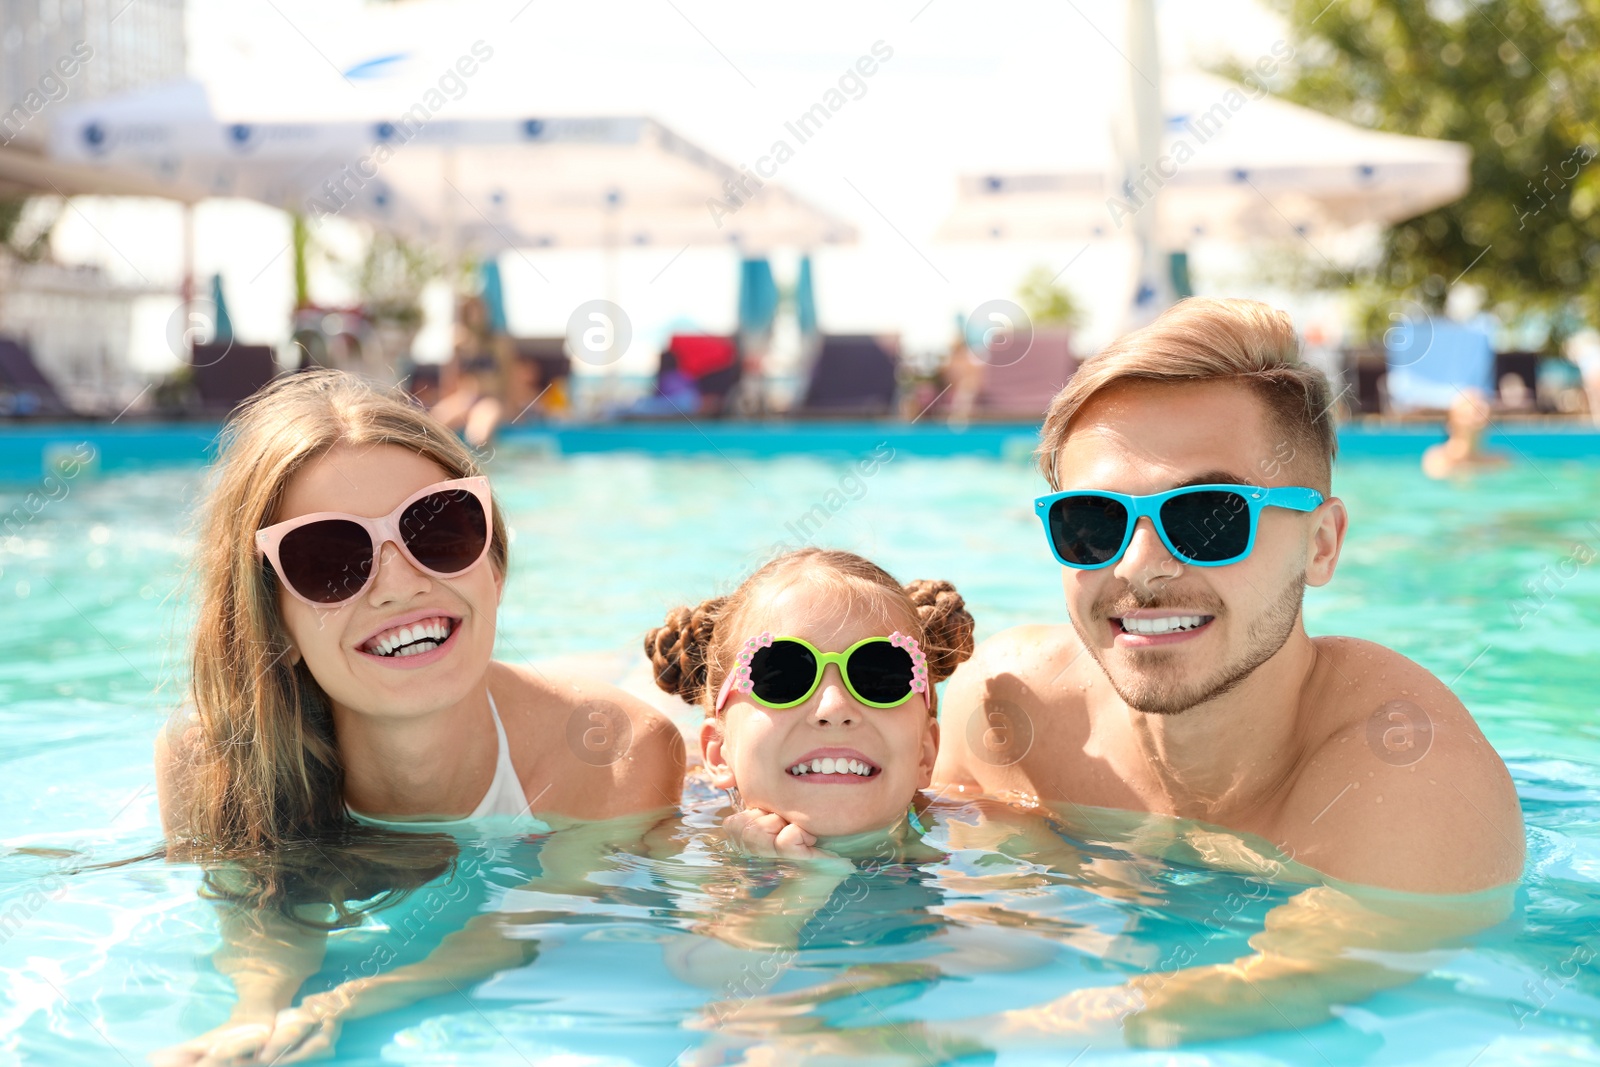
[1119,614,1208,635]
[787,757,875,777]
[367,618,454,657]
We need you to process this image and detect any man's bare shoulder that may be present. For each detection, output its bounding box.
[1277,636,1524,892]
[934,623,1091,792]
[969,622,1090,680]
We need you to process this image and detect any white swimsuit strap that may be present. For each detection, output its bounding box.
[346,689,546,831]
[473,689,534,819]
[486,688,510,754]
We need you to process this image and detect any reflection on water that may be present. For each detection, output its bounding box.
[89,784,1539,1066]
[1,760,1594,1064]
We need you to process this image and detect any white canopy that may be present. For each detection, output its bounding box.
[937,72,1471,246]
[48,80,856,253]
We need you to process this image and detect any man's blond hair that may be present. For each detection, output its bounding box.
[1037,297,1337,492]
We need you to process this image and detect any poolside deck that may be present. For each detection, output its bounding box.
[2,418,1600,482]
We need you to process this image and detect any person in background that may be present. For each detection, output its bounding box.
[502,352,568,425]
[944,317,986,426]
[1566,328,1600,424]
[622,347,701,417]
[1497,372,1534,412]
[431,296,510,447]
[1422,387,1511,478]
[403,362,442,409]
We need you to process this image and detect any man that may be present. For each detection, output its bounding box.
[936,297,1523,893]
[1422,388,1511,478]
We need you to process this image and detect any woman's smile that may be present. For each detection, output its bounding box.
[354,612,464,669]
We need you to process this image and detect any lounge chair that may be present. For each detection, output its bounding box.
[0,337,73,417]
[799,335,899,415]
[1343,345,1386,415]
[1494,351,1540,410]
[666,334,740,414]
[974,328,1077,419]
[1385,318,1494,412]
[191,343,279,415]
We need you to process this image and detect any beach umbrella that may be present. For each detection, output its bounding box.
[1114,0,1173,326]
[49,82,857,255]
[795,255,818,338]
[479,258,507,334]
[936,71,1471,247]
[737,258,780,344]
[209,272,233,342]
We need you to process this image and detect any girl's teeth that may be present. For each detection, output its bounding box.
[787,758,874,776]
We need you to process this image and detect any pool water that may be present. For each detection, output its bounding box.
[3,444,1600,1065]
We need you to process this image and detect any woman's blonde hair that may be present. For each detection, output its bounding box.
[1036,297,1338,491]
[177,370,508,852]
[643,548,975,717]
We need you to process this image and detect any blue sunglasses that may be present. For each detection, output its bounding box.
[1034,483,1324,570]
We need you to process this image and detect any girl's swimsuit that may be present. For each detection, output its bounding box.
[346,690,553,835]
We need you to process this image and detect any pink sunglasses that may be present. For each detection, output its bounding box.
[255,476,494,606]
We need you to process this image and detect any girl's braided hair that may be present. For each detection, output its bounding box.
[644,548,975,715]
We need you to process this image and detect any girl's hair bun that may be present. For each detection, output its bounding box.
[904,579,975,683]
[644,596,726,704]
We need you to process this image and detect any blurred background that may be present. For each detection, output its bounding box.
[1,0,1597,429]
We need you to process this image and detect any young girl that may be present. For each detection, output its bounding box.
[645,548,976,858]
[637,550,1082,1052]
[153,370,685,1064]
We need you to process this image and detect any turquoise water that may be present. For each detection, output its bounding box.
[3,445,1600,1064]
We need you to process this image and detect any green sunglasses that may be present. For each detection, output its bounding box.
[714,632,931,711]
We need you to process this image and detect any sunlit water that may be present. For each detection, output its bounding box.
[3,443,1599,1065]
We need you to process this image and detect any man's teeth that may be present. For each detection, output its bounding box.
[1120,614,1208,636]
[368,618,453,657]
[787,757,874,777]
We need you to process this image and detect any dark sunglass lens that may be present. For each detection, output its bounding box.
[748,641,819,705]
[278,520,373,603]
[1048,496,1130,566]
[1160,490,1251,562]
[846,642,916,704]
[401,490,489,574]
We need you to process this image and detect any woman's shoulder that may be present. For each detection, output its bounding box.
[489,659,667,724]
[155,706,202,764]
[489,661,686,814]
[154,706,205,838]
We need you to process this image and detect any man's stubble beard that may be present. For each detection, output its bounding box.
[1073,573,1307,716]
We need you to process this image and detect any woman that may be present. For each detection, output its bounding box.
[153,369,685,1062]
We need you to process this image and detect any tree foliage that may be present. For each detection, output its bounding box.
[350,231,440,330]
[1016,265,1084,328]
[1266,0,1600,332]
[0,197,59,262]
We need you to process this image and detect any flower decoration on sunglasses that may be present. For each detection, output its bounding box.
[888,632,930,694]
[730,632,775,695]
